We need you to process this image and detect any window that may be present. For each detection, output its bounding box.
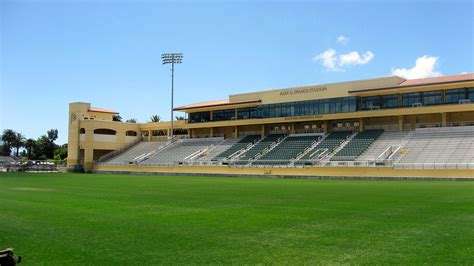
[94,129,116,135]
[359,96,381,110]
[468,88,474,102]
[213,109,235,121]
[402,92,422,107]
[445,88,466,104]
[422,90,442,106]
[126,131,137,136]
[381,94,399,108]
[189,112,210,123]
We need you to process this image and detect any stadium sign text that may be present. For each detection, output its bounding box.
[279,86,327,96]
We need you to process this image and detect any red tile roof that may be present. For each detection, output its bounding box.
[349,73,474,93]
[89,107,119,114]
[398,73,474,86]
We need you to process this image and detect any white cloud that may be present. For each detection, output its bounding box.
[313,49,344,71]
[336,35,349,45]
[391,56,442,79]
[313,48,374,71]
[339,51,374,66]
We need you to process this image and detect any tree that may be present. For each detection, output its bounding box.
[149,115,161,122]
[1,129,16,155]
[113,115,122,122]
[47,129,58,142]
[0,144,9,156]
[54,144,68,161]
[11,132,25,157]
[126,118,137,123]
[31,136,49,160]
[31,129,59,160]
[24,138,37,159]
[175,116,185,121]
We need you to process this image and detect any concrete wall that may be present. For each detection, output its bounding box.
[95,165,474,179]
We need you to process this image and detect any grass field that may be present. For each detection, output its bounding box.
[1,173,473,264]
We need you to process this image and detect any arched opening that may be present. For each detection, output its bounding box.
[93,128,116,135]
[79,128,85,134]
[126,130,137,136]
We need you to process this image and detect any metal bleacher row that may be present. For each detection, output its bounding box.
[97,125,474,168]
[395,126,474,168]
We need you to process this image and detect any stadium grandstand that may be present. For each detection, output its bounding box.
[68,73,474,178]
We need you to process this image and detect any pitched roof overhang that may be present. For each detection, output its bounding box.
[349,73,474,94]
[174,99,261,111]
[89,107,119,114]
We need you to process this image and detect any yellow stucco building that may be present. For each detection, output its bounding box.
[68,73,474,177]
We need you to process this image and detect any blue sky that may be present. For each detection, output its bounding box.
[1,0,473,144]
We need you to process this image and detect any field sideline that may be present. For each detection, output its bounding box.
[1,173,473,264]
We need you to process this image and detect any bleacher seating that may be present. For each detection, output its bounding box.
[194,138,240,161]
[99,141,168,165]
[141,138,223,165]
[234,134,284,164]
[213,135,260,161]
[330,129,383,161]
[295,131,352,165]
[95,125,474,169]
[252,135,321,165]
[396,126,474,166]
[357,131,409,161]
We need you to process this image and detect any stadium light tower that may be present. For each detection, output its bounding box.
[161,53,183,140]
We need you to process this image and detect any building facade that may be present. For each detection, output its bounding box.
[68,73,474,172]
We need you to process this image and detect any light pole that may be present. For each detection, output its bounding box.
[161,53,183,140]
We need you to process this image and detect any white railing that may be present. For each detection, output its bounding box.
[387,145,402,160]
[250,135,288,163]
[132,150,157,164]
[230,136,264,161]
[97,138,141,162]
[394,163,474,169]
[239,131,260,137]
[416,121,474,129]
[293,129,325,134]
[365,124,400,132]
[377,146,393,160]
[98,158,474,170]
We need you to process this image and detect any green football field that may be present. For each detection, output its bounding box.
[0,173,473,264]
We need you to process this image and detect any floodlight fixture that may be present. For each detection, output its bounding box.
[161,53,183,140]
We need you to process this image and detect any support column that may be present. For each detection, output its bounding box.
[117,129,125,144]
[358,118,364,132]
[234,126,238,138]
[441,113,447,127]
[83,129,94,172]
[188,129,191,138]
[261,125,265,138]
[323,121,330,134]
[148,130,152,142]
[398,116,404,132]
[210,127,214,137]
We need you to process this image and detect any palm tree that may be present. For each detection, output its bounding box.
[126,118,137,123]
[11,132,25,157]
[175,116,185,121]
[1,129,16,155]
[24,138,36,159]
[149,115,161,123]
[113,115,122,122]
